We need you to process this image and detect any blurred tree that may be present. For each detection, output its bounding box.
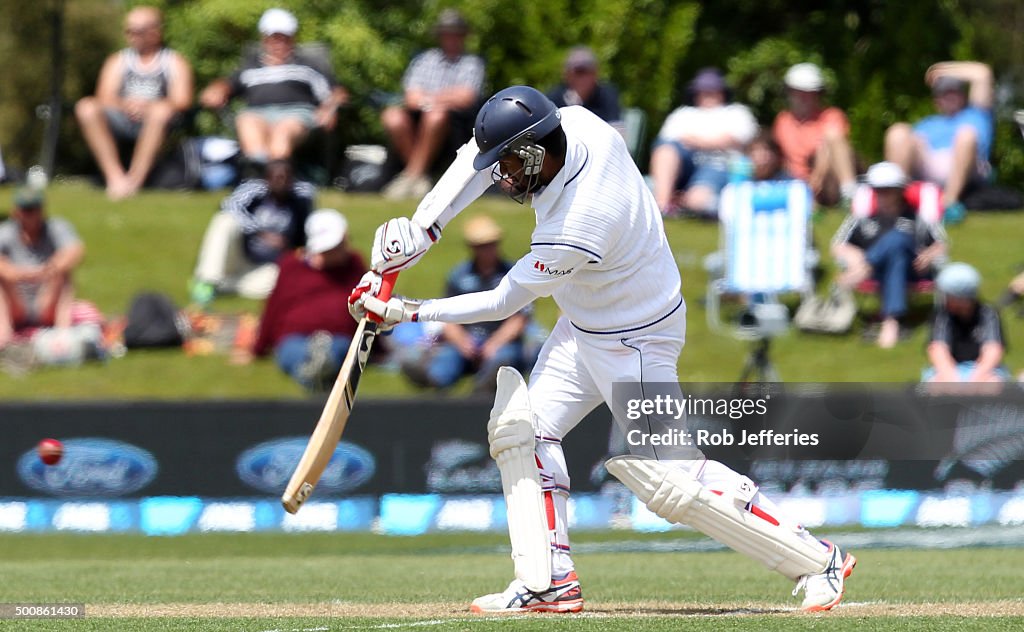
[0,0,119,176]
[0,0,1020,187]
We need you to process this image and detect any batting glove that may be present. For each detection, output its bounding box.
[348,271,383,321]
[371,217,441,274]
[357,294,422,330]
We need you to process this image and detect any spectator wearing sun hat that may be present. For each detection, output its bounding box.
[649,67,758,218]
[884,61,995,220]
[772,62,858,206]
[238,208,367,391]
[398,215,537,392]
[832,162,948,348]
[199,8,348,168]
[924,262,1008,383]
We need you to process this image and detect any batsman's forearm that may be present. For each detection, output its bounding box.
[411,141,492,232]
[418,276,534,324]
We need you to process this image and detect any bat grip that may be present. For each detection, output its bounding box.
[368,271,399,323]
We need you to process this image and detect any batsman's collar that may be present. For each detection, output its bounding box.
[531,134,589,217]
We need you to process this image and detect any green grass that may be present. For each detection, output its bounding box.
[0,531,1022,630]
[1,182,1022,399]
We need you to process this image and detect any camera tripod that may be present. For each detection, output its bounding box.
[737,337,781,383]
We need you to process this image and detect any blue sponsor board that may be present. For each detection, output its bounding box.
[16,438,158,498]
[1,491,1022,534]
[235,437,376,496]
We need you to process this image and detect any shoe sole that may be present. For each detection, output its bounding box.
[803,553,857,613]
[469,599,583,614]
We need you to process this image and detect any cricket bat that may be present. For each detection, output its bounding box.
[281,272,398,514]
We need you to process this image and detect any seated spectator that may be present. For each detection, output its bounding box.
[772,63,857,206]
[74,6,193,200]
[190,160,313,303]
[649,67,758,217]
[832,162,947,348]
[745,133,791,182]
[546,46,624,136]
[924,262,1008,383]
[236,209,367,391]
[199,8,348,170]
[381,9,485,200]
[399,215,536,392]
[0,188,86,347]
[884,61,994,220]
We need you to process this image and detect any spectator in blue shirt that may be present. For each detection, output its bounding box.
[884,61,994,219]
[399,215,536,392]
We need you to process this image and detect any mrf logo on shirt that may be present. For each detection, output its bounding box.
[533,260,573,277]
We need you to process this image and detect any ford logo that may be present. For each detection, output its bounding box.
[16,438,158,497]
[236,437,375,495]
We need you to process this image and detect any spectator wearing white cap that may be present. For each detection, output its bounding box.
[200,8,348,168]
[772,62,857,207]
[380,8,485,200]
[832,162,948,348]
[546,46,624,136]
[884,61,994,220]
[924,262,1008,383]
[236,208,368,391]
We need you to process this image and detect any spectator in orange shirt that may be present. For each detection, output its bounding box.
[772,63,857,207]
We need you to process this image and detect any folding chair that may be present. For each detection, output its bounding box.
[622,107,648,165]
[705,179,815,381]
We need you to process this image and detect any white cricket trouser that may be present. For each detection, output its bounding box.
[526,306,816,576]
[193,212,279,299]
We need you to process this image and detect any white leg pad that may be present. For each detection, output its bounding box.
[488,367,551,592]
[606,456,828,580]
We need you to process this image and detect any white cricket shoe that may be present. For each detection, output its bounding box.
[793,540,857,612]
[470,571,583,613]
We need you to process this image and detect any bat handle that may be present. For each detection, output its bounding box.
[368,271,399,323]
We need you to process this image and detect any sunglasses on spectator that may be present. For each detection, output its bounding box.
[125,25,157,35]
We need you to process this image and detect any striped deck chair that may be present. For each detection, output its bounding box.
[706,179,815,339]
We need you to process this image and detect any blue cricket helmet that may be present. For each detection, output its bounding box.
[473,86,561,171]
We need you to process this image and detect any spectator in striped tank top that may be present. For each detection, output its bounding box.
[75,6,193,200]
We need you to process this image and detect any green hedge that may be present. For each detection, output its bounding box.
[0,0,1021,185]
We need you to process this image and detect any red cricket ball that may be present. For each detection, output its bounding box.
[37,438,63,466]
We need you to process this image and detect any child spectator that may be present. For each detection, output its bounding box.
[924,262,1009,383]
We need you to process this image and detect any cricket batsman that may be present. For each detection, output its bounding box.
[350,86,855,613]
